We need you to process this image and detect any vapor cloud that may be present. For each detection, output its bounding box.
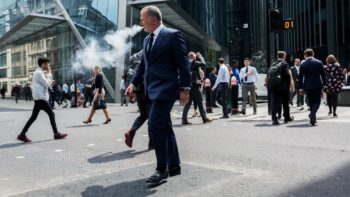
[72,25,143,70]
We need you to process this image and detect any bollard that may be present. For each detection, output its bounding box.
[230,76,239,114]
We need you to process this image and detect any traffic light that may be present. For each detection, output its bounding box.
[269,9,282,32]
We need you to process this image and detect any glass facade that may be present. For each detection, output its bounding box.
[130,0,228,70]
[0,0,119,97]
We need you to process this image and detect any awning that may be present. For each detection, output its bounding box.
[130,0,226,52]
[0,13,95,48]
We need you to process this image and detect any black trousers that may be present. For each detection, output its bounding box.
[231,85,239,113]
[182,84,207,121]
[306,89,322,118]
[271,89,291,122]
[217,82,229,116]
[327,92,339,114]
[84,91,93,107]
[131,90,148,134]
[21,100,58,135]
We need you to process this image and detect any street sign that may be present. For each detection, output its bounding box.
[283,19,295,30]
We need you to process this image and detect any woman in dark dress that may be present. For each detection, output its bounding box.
[324,55,344,117]
[83,66,111,124]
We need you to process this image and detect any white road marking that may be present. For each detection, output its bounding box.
[54,149,63,153]
[87,144,95,147]
[222,124,227,126]
[116,139,123,142]
[16,156,24,159]
[186,128,192,131]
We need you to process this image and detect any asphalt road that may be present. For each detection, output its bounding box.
[1,99,350,197]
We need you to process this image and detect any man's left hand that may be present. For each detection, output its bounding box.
[180,90,189,106]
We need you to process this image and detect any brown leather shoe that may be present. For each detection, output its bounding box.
[54,133,68,140]
[203,118,213,124]
[17,134,32,143]
[182,120,192,125]
[124,130,133,148]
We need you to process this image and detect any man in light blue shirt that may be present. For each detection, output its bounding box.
[239,57,258,115]
[213,58,230,118]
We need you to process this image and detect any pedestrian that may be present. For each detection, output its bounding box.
[125,5,190,187]
[182,52,213,125]
[290,58,303,107]
[230,60,241,114]
[11,83,21,103]
[298,48,326,126]
[124,51,153,150]
[324,55,344,117]
[83,76,94,108]
[24,83,32,102]
[120,75,128,106]
[83,66,111,124]
[268,51,295,125]
[17,57,67,143]
[212,58,230,118]
[239,57,258,115]
[208,67,218,107]
[0,86,6,99]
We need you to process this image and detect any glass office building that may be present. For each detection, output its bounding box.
[129,0,228,68]
[0,0,119,99]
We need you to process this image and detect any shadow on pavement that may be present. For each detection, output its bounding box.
[66,124,99,128]
[254,123,276,127]
[280,162,350,197]
[0,139,54,149]
[286,123,313,128]
[88,150,150,164]
[81,178,157,197]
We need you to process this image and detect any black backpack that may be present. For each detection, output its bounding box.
[267,61,283,89]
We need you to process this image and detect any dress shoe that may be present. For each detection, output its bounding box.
[272,121,280,125]
[103,118,111,124]
[182,120,192,125]
[328,111,332,115]
[333,113,338,117]
[54,133,68,140]
[124,130,134,148]
[169,165,181,177]
[146,170,168,187]
[17,134,32,143]
[309,114,316,126]
[203,118,213,124]
[284,116,294,123]
[220,115,229,119]
[83,119,92,124]
[239,111,246,115]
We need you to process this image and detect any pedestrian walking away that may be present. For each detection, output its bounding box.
[298,49,326,126]
[17,57,68,143]
[125,5,191,187]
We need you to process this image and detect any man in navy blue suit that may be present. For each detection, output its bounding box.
[298,48,326,126]
[125,5,190,186]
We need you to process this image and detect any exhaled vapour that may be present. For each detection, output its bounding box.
[72,25,143,70]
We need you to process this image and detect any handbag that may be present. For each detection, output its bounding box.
[93,99,106,110]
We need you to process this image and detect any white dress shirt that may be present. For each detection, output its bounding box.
[213,64,230,89]
[62,83,68,92]
[32,67,52,101]
[148,24,164,50]
[239,66,258,84]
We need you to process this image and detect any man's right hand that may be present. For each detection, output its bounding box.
[125,84,135,98]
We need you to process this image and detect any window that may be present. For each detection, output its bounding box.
[0,53,6,67]
[0,69,6,78]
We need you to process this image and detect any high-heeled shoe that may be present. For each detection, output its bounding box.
[83,119,92,124]
[103,118,111,124]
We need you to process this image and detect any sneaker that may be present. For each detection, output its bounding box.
[54,133,68,140]
[17,134,32,143]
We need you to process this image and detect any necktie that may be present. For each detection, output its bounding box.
[245,67,248,81]
[146,33,154,59]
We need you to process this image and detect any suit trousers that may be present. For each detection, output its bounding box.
[217,82,229,116]
[182,84,207,121]
[148,98,180,170]
[231,85,239,113]
[241,84,256,112]
[21,100,58,135]
[306,89,322,118]
[271,89,291,122]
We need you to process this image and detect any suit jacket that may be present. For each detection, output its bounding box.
[290,66,299,88]
[131,26,191,101]
[298,58,326,91]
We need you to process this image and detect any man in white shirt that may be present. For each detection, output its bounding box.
[239,57,258,115]
[17,57,68,143]
[212,58,230,118]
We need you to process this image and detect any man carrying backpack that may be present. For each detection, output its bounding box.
[268,51,295,125]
